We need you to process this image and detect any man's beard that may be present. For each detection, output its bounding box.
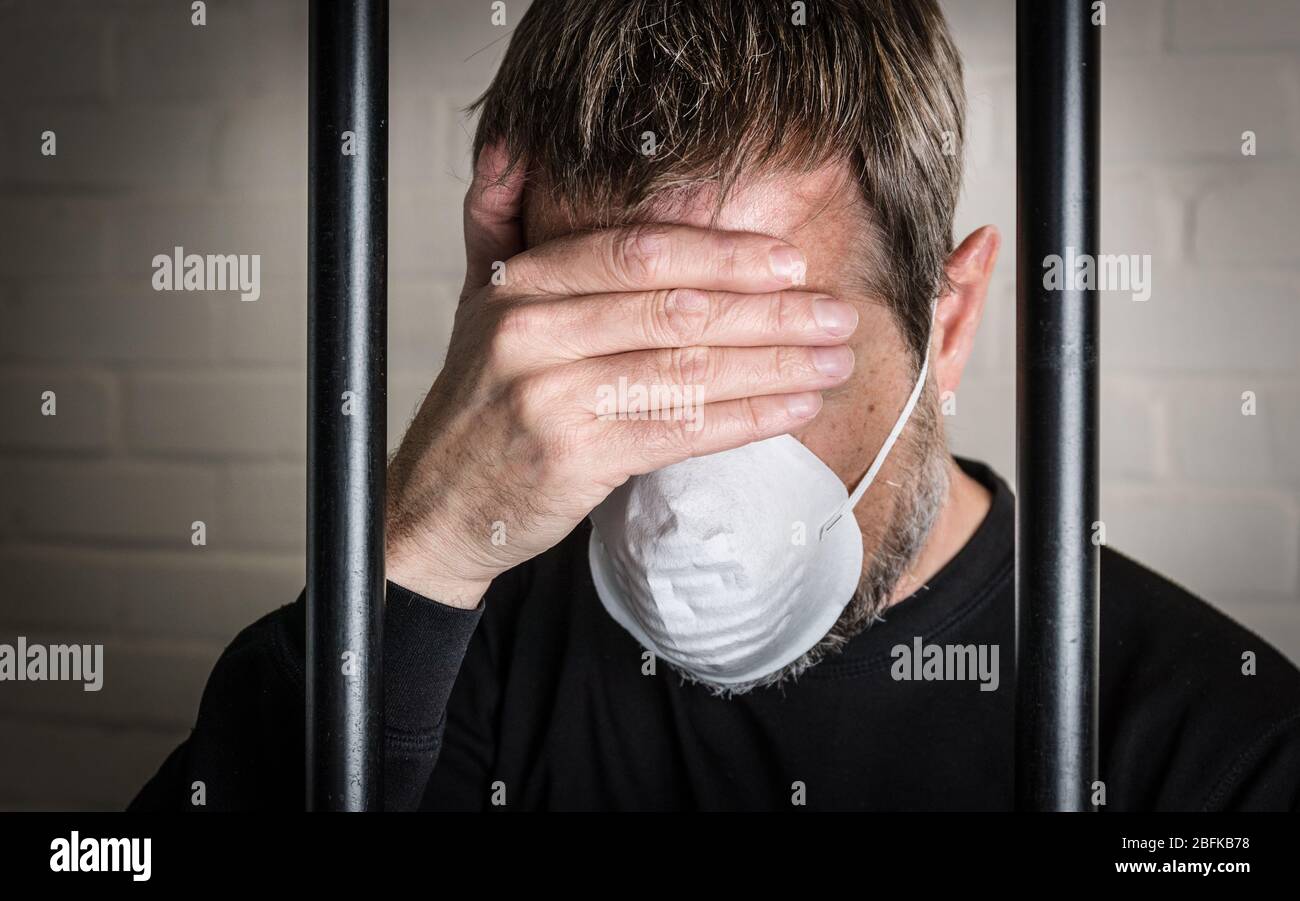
[819,386,950,653]
[685,387,951,697]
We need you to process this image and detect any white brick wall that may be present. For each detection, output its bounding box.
[951,0,1300,671]
[0,0,1296,809]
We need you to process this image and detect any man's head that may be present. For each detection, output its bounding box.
[468,0,1000,691]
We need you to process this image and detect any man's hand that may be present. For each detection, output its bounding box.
[385,143,860,607]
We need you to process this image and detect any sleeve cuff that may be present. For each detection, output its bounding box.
[383,579,484,739]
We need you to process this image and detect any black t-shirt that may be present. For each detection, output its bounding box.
[132,459,1300,811]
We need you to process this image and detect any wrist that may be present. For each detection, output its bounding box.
[386,543,490,610]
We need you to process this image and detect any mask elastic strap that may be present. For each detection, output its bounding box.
[818,302,936,541]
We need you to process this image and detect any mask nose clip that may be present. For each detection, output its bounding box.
[819,510,845,541]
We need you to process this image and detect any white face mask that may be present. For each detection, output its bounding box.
[588,318,934,687]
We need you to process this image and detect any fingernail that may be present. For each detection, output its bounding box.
[785,392,822,418]
[769,246,807,285]
[812,298,858,337]
[812,345,855,377]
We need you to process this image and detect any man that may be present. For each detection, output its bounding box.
[134,0,1300,811]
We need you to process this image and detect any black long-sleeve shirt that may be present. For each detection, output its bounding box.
[131,460,1300,811]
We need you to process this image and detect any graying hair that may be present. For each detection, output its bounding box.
[469,0,966,364]
[467,0,967,693]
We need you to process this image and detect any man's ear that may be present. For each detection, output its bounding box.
[932,225,1000,395]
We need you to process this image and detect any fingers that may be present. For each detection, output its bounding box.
[605,392,825,475]
[462,141,526,296]
[577,343,855,411]
[500,224,807,298]
[499,289,858,362]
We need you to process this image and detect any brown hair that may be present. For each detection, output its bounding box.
[469,0,966,363]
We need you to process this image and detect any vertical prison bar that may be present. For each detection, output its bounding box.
[1014,0,1101,811]
[306,0,388,811]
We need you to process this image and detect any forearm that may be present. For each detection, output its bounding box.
[130,581,483,811]
[380,581,484,808]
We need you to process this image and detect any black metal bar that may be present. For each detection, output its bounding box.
[1014,0,1100,811]
[306,0,388,812]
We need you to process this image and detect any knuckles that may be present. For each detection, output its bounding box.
[639,417,695,461]
[771,344,811,381]
[501,371,553,425]
[479,300,538,372]
[732,395,768,439]
[664,344,713,388]
[651,288,710,346]
[500,374,589,464]
[769,291,801,335]
[711,233,744,283]
[605,224,670,287]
